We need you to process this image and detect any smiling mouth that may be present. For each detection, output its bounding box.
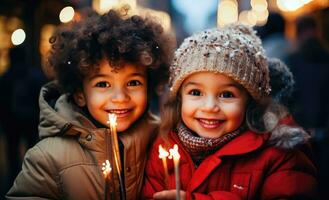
[197,118,224,129]
[107,109,132,118]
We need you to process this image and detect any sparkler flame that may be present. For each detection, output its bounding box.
[168,144,180,160]
[102,160,112,178]
[159,144,169,159]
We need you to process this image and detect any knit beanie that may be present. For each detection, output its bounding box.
[169,23,271,101]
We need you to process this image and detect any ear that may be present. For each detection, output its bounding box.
[73,90,86,107]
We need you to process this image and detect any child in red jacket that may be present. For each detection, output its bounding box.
[143,24,317,200]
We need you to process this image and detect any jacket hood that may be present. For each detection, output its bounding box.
[264,115,311,149]
[38,82,94,139]
[269,123,311,149]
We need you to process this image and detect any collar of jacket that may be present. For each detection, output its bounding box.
[170,130,268,158]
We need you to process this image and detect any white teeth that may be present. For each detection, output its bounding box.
[199,119,220,125]
[109,109,129,114]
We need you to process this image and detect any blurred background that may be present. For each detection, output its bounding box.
[0,0,329,198]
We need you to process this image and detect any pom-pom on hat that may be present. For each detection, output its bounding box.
[169,23,271,101]
[268,57,294,106]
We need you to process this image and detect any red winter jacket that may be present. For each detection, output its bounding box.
[143,130,317,200]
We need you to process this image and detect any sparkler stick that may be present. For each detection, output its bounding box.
[108,113,125,200]
[158,145,169,189]
[169,144,181,200]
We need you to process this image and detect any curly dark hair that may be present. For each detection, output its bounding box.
[47,8,174,97]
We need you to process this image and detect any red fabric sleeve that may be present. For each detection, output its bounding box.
[260,148,317,199]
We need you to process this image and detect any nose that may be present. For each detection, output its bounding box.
[111,87,130,103]
[201,96,220,112]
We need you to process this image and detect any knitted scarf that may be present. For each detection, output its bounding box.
[177,122,242,166]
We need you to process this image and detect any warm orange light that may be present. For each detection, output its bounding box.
[247,10,258,26]
[107,113,117,128]
[158,144,169,188]
[169,144,181,200]
[107,113,121,173]
[277,0,304,12]
[102,160,112,178]
[137,7,171,32]
[254,9,269,26]
[93,0,137,14]
[217,0,238,27]
[300,0,313,5]
[251,0,268,12]
[169,144,180,160]
[159,145,169,159]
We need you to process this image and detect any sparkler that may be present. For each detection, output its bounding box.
[107,113,125,200]
[158,145,169,189]
[169,144,181,200]
[102,159,112,178]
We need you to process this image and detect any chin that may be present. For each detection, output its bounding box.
[200,131,225,139]
[117,124,130,133]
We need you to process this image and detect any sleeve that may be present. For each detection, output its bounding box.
[260,147,317,200]
[142,140,167,199]
[6,144,60,200]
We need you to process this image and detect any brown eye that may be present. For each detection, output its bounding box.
[188,89,201,96]
[127,80,142,86]
[95,81,110,88]
[219,91,234,98]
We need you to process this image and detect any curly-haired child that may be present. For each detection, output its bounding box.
[143,24,317,200]
[6,8,174,200]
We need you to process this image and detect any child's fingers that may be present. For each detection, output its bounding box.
[153,190,186,200]
[153,190,176,200]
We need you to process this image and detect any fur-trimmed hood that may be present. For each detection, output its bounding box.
[268,115,311,149]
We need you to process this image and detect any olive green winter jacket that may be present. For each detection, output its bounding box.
[6,82,159,200]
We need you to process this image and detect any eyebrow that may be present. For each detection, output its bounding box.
[88,72,146,81]
[88,74,109,81]
[129,72,146,77]
[183,81,201,88]
[183,81,243,90]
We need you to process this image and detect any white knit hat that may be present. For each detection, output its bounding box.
[169,23,271,100]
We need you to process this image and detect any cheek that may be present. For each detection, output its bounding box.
[221,103,246,123]
[181,104,188,121]
[132,89,148,109]
[86,92,105,107]
[86,92,108,112]
[139,95,147,110]
[181,98,198,124]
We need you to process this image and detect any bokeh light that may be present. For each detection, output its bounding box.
[11,29,26,45]
[251,0,268,12]
[59,6,75,23]
[277,0,304,12]
[218,0,238,27]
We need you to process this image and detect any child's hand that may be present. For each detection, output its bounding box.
[153,190,186,200]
